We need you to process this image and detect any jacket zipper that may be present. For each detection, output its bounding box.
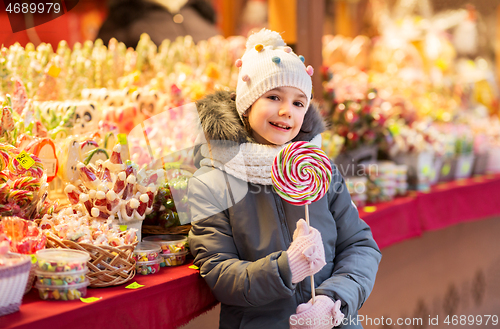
[273,191,305,306]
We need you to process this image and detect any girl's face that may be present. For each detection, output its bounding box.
[245,86,308,145]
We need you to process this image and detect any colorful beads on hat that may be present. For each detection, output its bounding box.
[242,74,250,82]
[235,59,242,68]
[255,44,264,52]
[284,46,292,53]
[299,55,305,63]
[272,56,281,64]
[306,65,314,76]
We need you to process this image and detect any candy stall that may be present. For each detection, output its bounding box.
[1,1,500,326]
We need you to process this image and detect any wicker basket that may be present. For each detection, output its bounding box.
[45,235,137,288]
[0,253,31,316]
[142,224,191,236]
[24,262,37,294]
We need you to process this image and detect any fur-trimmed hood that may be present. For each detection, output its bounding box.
[196,90,326,144]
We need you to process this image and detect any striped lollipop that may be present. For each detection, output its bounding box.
[271,141,332,304]
[272,141,332,206]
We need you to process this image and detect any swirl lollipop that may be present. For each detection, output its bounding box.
[272,141,332,303]
[272,141,332,205]
[8,152,44,180]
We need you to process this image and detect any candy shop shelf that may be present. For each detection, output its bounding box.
[1,261,218,329]
[360,173,500,249]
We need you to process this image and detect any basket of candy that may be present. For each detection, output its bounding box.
[41,208,138,287]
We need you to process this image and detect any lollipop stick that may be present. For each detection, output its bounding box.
[305,204,316,304]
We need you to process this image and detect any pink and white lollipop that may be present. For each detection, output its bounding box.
[272,141,332,205]
[272,141,332,304]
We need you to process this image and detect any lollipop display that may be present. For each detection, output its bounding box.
[271,141,332,303]
[63,143,163,223]
[0,143,52,219]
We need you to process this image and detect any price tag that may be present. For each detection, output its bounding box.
[189,265,199,270]
[119,225,127,231]
[441,164,451,176]
[117,133,128,145]
[125,282,144,289]
[363,206,377,213]
[422,165,430,176]
[15,150,35,169]
[80,297,102,303]
[388,124,400,136]
[48,65,61,78]
[30,254,37,264]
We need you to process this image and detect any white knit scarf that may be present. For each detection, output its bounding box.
[199,134,322,185]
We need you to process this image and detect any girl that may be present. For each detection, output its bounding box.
[188,29,381,329]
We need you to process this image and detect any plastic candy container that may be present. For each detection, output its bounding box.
[161,250,188,267]
[143,235,188,255]
[132,242,161,262]
[36,249,89,273]
[395,165,408,196]
[35,280,90,300]
[36,269,88,286]
[136,257,162,275]
[345,176,368,208]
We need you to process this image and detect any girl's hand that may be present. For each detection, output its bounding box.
[287,219,326,284]
[289,296,344,329]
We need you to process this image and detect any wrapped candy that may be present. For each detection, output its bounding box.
[63,143,163,223]
[0,217,46,254]
[39,207,137,246]
[0,143,51,219]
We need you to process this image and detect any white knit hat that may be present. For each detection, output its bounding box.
[235,29,314,119]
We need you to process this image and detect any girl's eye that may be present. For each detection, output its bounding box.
[294,101,305,107]
[268,95,279,101]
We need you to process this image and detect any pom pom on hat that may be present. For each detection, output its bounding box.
[246,29,286,50]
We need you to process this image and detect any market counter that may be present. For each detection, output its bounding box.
[2,174,500,329]
[359,173,500,249]
[1,261,218,329]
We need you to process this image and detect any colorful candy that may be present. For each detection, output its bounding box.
[143,235,188,255]
[63,143,162,222]
[132,242,161,262]
[36,249,89,273]
[271,141,332,206]
[0,144,13,171]
[8,152,44,180]
[35,280,89,300]
[36,270,88,285]
[0,217,46,254]
[38,207,138,246]
[11,177,41,192]
[161,251,188,266]
[136,257,162,275]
